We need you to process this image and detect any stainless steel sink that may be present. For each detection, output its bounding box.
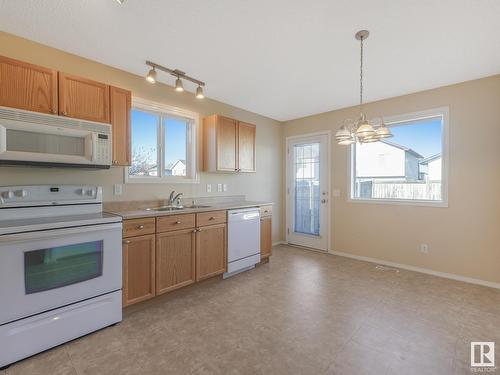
[144,206,185,212]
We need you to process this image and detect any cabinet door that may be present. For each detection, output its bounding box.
[123,234,156,307]
[216,116,238,172]
[0,55,58,115]
[260,216,272,258]
[110,86,131,166]
[156,229,196,295]
[196,224,227,281]
[58,72,110,123]
[238,121,256,172]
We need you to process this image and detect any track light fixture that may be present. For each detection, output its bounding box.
[196,85,204,99]
[145,61,205,99]
[175,77,184,92]
[145,68,157,84]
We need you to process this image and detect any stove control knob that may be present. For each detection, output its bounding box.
[14,189,27,198]
[1,191,13,199]
[85,189,94,196]
[78,188,86,196]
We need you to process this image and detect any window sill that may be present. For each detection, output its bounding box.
[347,198,448,208]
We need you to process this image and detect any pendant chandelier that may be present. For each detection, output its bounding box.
[335,30,392,145]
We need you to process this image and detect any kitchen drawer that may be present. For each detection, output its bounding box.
[260,205,272,217]
[123,218,156,238]
[157,214,195,233]
[196,210,227,227]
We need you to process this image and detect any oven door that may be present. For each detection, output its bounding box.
[0,222,122,325]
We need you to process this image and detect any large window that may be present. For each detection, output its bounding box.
[350,108,448,205]
[126,99,197,183]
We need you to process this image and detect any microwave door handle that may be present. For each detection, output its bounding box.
[0,222,122,243]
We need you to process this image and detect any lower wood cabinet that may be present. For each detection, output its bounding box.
[196,223,227,281]
[260,216,272,259]
[122,234,156,307]
[156,229,196,295]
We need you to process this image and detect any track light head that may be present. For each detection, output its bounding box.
[175,77,184,92]
[145,68,157,84]
[196,86,205,99]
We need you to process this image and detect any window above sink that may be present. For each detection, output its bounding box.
[125,98,199,184]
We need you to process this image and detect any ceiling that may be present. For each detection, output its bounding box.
[1,0,499,121]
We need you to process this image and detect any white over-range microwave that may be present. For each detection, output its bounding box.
[0,106,112,169]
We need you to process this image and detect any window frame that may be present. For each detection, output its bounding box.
[125,97,199,184]
[348,107,449,207]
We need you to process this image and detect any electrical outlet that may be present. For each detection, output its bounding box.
[206,184,212,193]
[223,184,228,192]
[113,184,122,196]
[419,244,429,253]
[217,183,223,192]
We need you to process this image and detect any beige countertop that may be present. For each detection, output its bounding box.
[105,200,273,220]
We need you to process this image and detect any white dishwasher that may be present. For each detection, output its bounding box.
[224,208,261,278]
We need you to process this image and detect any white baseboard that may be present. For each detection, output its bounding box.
[328,249,500,290]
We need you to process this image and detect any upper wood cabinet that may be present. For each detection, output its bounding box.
[0,56,58,115]
[203,115,256,173]
[110,86,131,166]
[238,121,256,172]
[58,72,110,123]
[122,234,156,307]
[156,229,196,295]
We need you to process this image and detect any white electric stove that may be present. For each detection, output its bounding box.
[0,185,123,369]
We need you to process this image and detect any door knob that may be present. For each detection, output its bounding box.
[321,199,327,203]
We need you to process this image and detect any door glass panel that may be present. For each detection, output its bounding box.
[24,240,103,294]
[294,143,320,236]
[6,129,85,156]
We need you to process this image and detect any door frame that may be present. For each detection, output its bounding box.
[285,131,331,252]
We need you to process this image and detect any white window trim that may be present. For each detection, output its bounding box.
[125,97,200,184]
[348,106,449,207]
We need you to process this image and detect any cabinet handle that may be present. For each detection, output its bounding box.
[192,229,197,233]
[123,239,131,244]
[175,221,181,224]
[62,111,68,116]
[52,109,57,114]
[209,217,215,220]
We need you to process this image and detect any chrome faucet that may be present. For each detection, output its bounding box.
[167,191,184,206]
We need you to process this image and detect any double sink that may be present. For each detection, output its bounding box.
[145,204,211,212]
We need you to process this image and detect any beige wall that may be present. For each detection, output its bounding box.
[0,32,284,242]
[282,75,500,284]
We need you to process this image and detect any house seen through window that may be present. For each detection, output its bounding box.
[128,107,196,182]
[351,110,447,203]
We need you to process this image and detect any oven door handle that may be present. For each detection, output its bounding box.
[0,223,122,243]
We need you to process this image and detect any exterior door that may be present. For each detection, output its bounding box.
[286,133,330,251]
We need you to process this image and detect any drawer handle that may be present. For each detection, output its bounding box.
[137,225,145,229]
[209,217,215,220]
[175,221,182,224]
[123,240,131,244]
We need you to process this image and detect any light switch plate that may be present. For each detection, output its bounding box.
[217,183,223,192]
[223,184,228,192]
[113,184,122,196]
[206,184,212,193]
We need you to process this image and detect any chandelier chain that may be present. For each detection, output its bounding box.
[360,36,364,109]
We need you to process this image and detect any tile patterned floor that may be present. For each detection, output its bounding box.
[4,245,500,375]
